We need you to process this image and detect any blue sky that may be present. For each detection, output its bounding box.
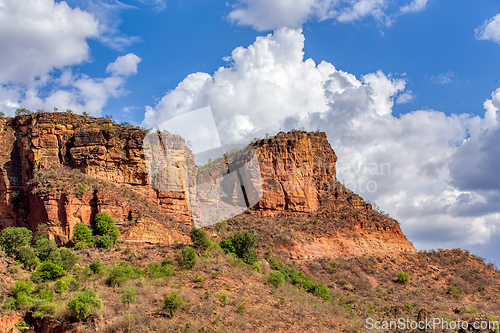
[1,0,500,264]
[62,0,500,123]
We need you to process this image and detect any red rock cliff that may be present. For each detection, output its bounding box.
[0,113,414,255]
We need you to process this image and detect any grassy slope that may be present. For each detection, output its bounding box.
[1,237,499,333]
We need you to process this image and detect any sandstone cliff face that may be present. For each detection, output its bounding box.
[0,113,191,244]
[252,131,337,214]
[0,113,414,256]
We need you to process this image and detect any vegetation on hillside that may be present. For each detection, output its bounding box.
[0,223,499,332]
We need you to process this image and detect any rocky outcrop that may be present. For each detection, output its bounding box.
[252,131,338,214]
[0,113,193,243]
[0,113,414,255]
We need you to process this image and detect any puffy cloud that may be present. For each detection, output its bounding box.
[2,53,141,116]
[228,0,430,30]
[0,0,141,116]
[0,0,98,84]
[476,13,500,44]
[143,29,500,258]
[106,53,142,76]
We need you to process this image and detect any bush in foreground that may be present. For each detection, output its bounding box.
[68,290,103,320]
[163,293,185,317]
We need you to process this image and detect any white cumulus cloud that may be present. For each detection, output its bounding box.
[106,53,142,76]
[228,0,430,30]
[476,13,500,44]
[0,0,141,116]
[143,29,500,256]
[0,0,98,84]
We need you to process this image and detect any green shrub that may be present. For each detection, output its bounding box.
[16,246,40,270]
[162,293,186,317]
[268,270,285,288]
[11,280,34,308]
[16,321,30,333]
[220,231,257,264]
[94,212,120,246]
[219,237,236,254]
[49,248,80,271]
[447,286,465,299]
[73,223,94,248]
[3,296,16,311]
[233,231,256,258]
[89,260,103,274]
[32,261,66,281]
[106,262,142,287]
[96,234,114,249]
[32,302,56,319]
[312,284,330,300]
[242,249,258,265]
[217,292,230,305]
[146,263,173,279]
[34,284,55,301]
[33,237,58,261]
[0,227,33,257]
[11,279,34,296]
[267,257,329,299]
[236,304,247,314]
[121,288,137,305]
[397,271,410,285]
[68,290,103,320]
[55,276,79,293]
[181,246,197,269]
[189,227,212,249]
[75,183,88,198]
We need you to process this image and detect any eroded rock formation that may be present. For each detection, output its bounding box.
[0,112,415,255]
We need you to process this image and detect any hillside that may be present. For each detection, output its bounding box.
[0,112,498,332]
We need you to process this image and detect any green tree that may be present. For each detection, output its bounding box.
[94,213,120,247]
[16,246,40,270]
[49,248,80,271]
[220,231,258,264]
[73,223,94,249]
[181,246,197,269]
[33,237,58,261]
[68,290,103,320]
[189,227,212,249]
[96,234,115,249]
[0,227,33,257]
[162,293,185,317]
